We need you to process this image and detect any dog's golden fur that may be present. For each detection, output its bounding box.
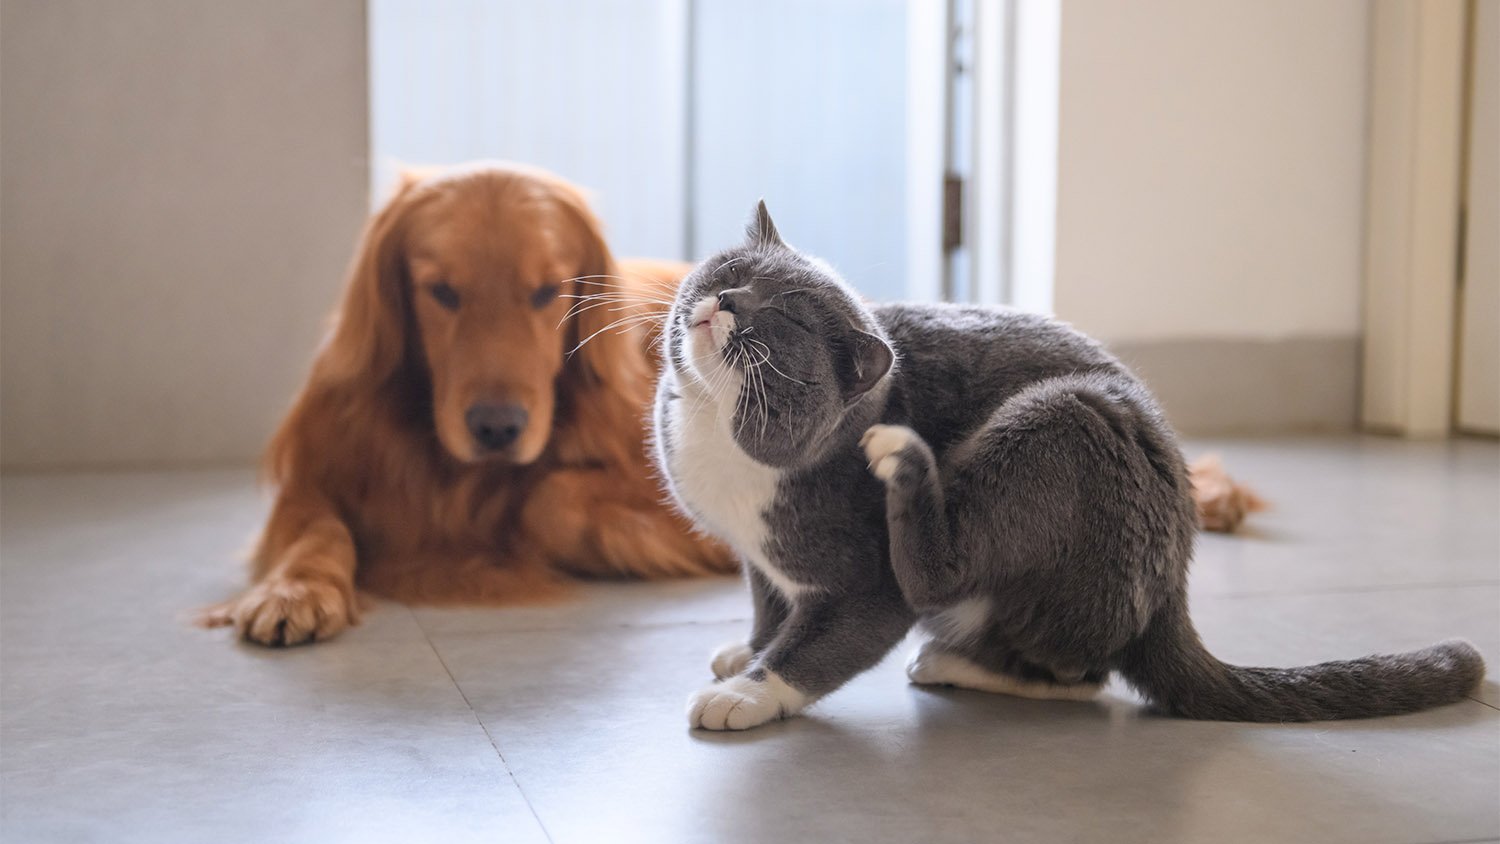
[1189,454,1268,533]
[203,163,731,645]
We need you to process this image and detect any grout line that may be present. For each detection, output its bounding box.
[409,605,557,844]
[412,615,754,638]
[1198,579,1500,602]
[410,578,1500,638]
[1466,695,1500,713]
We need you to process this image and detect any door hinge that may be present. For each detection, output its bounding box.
[943,173,964,253]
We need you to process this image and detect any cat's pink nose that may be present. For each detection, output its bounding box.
[717,288,750,314]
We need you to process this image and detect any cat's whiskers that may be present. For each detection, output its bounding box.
[750,346,770,439]
[724,328,775,442]
[718,341,755,427]
[736,341,773,440]
[731,343,758,439]
[683,340,739,430]
[677,309,741,424]
[739,334,808,386]
[563,286,677,306]
[746,343,799,439]
[560,290,674,305]
[642,315,667,348]
[563,273,678,297]
[555,272,679,322]
[558,292,673,325]
[557,299,671,326]
[566,310,670,355]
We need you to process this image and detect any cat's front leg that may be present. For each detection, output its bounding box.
[860,425,963,610]
[688,592,913,730]
[709,566,790,680]
[709,641,756,680]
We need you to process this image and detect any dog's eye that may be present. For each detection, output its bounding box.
[428,281,460,311]
[531,283,560,309]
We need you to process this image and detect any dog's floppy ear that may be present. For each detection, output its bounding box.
[550,184,652,397]
[321,172,423,383]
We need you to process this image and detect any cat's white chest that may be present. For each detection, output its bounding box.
[662,389,807,599]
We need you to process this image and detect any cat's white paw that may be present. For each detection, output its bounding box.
[906,641,1102,701]
[860,424,917,481]
[687,671,809,731]
[710,640,755,680]
[906,640,960,685]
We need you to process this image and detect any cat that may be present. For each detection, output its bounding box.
[650,201,1486,731]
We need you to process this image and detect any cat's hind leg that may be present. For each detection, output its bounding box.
[860,424,963,611]
[906,638,1104,702]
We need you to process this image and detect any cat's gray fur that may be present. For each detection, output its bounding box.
[652,201,1485,729]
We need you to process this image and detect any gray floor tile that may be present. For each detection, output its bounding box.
[2,439,1497,843]
[411,576,748,636]
[1,631,548,844]
[1184,437,1500,597]
[0,470,270,643]
[428,585,1500,844]
[0,471,547,844]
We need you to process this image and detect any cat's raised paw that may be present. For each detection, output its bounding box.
[710,641,755,680]
[860,424,917,481]
[687,672,809,731]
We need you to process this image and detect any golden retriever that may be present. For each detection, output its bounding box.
[202,162,732,645]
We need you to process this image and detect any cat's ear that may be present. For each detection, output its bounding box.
[843,329,894,401]
[746,199,784,248]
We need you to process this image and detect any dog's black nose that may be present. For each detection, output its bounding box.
[466,403,528,452]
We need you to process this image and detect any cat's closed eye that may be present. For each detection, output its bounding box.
[756,306,817,335]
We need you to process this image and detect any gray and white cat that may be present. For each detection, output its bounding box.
[652,202,1485,731]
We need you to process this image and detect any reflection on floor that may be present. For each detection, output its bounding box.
[2,437,1497,844]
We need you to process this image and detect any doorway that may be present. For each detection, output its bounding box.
[367,0,1056,306]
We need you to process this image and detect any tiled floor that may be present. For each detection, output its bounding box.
[1,437,1497,844]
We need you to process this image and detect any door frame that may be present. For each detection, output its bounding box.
[1361,0,1470,437]
[907,0,1058,309]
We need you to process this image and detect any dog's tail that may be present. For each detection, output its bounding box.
[1117,601,1485,721]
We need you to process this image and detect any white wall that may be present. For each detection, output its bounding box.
[1,0,369,468]
[1051,0,1370,344]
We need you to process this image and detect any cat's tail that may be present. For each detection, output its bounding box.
[1116,601,1485,721]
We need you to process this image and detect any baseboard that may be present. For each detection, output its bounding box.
[1108,335,1359,435]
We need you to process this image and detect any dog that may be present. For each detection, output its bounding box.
[202,162,733,646]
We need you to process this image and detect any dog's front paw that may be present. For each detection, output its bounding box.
[199,576,358,646]
[860,424,918,482]
[710,641,755,680]
[687,672,809,731]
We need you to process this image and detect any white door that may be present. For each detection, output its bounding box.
[1458,0,1500,434]
[369,1,965,302]
[689,0,929,301]
[369,0,691,258]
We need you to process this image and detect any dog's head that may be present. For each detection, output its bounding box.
[321,163,640,465]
